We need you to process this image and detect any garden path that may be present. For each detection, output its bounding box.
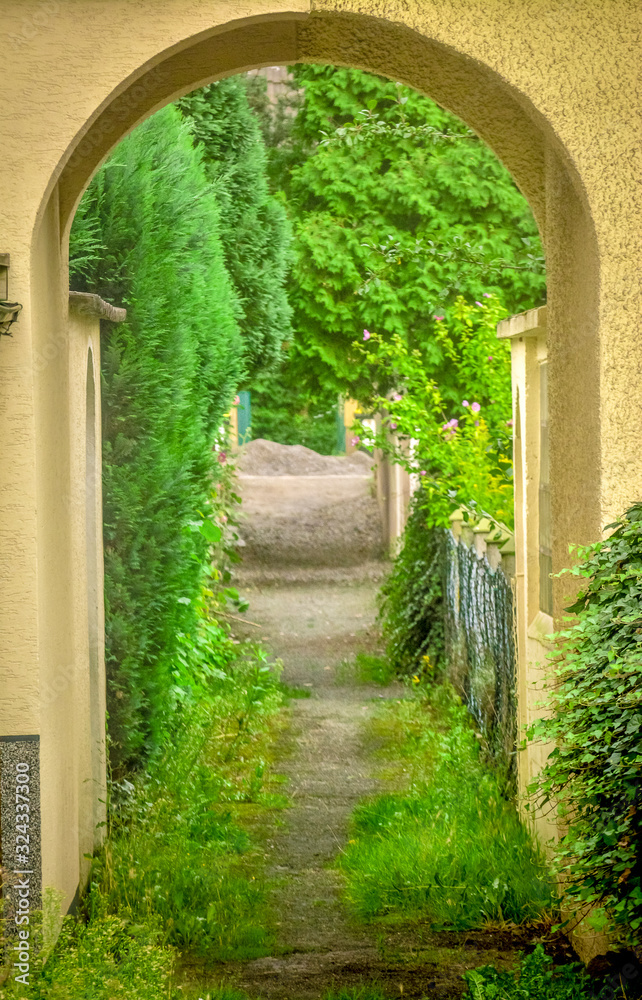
[220,574,528,1000]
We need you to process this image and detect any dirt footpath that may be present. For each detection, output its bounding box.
[233,577,401,999]
[212,442,531,999]
[227,578,529,1000]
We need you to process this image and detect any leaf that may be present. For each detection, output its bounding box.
[199,519,223,545]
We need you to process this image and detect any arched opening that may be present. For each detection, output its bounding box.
[61,51,555,977]
[39,8,604,574]
[6,1,636,977]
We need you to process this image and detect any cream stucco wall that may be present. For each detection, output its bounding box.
[498,307,557,845]
[0,0,640,930]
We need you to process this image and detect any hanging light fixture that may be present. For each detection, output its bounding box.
[0,254,23,336]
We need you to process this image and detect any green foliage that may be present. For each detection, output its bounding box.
[264,65,545,404]
[462,945,601,1000]
[378,502,446,676]
[70,106,243,766]
[355,295,514,529]
[4,637,286,998]
[527,503,642,946]
[339,687,553,928]
[322,988,388,1000]
[178,77,293,379]
[353,652,397,686]
[6,911,177,1000]
[96,631,284,958]
[249,376,339,454]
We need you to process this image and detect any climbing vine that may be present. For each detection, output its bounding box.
[354,295,514,530]
[527,503,642,945]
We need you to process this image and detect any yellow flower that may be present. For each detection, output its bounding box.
[412,675,420,684]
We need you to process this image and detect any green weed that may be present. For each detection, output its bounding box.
[95,652,284,959]
[339,685,554,929]
[278,681,312,699]
[322,986,389,1000]
[463,943,638,999]
[338,653,397,686]
[1,644,286,998]
[1,910,176,1000]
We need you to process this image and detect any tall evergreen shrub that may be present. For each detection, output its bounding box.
[178,77,293,380]
[70,106,243,767]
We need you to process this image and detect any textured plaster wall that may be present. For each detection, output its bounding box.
[0,0,640,930]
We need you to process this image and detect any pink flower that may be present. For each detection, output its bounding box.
[434,315,444,322]
[475,301,483,307]
[351,435,360,446]
[462,399,470,408]
[392,393,402,401]
[217,451,227,465]
[363,329,371,341]
[487,356,493,362]
[471,402,481,413]
[420,470,428,477]
[474,420,480,427]
[483,292,492,298]
[389,422,398,430]
[506,419,514,427]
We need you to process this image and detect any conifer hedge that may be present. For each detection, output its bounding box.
[70,106,243,767]
[178,77,293,379]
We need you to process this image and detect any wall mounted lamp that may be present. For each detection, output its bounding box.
[0,254,23,336]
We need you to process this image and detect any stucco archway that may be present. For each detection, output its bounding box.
[1,0,640,927]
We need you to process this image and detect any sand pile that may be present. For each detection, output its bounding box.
[235,439,384,570]
[237,438,372,477]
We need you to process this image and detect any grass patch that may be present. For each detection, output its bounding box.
[2,910,177,1000]
[278,681,312,699]
[337,652,397,686]
[339,684,554,929]
[322,987,388,1000]
[94,653,285,960]
[1,637,287,998]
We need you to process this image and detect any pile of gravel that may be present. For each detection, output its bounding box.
[237,438,372,477]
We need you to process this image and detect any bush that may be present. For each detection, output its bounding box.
[340,687,553,928]
[378,502,446,676]
[528,503,642,946]
[178,77,293,380]
[70,105,243,766]
[249,377,340,454]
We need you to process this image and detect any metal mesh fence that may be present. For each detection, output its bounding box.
[442,530,517,790]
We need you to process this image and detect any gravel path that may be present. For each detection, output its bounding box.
[223,578,528,1000]
[191,446,538,998]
